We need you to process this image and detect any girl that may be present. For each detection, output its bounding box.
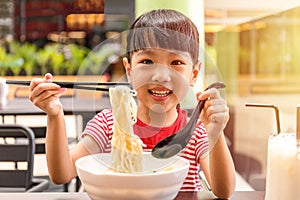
[29,9,235,198]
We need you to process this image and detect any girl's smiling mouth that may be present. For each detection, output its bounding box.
[149,89,172,97]
[148,88,173,101]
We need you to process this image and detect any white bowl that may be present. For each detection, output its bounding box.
[75,152,189,200]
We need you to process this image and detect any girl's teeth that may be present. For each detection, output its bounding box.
[150,90,170,97]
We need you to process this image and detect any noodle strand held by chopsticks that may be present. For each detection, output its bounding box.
[109,86,144,173]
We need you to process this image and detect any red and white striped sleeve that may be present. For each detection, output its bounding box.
[81,109,114,153]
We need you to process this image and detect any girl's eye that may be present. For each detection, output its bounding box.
[141,59,153,64]
[171,60,184,65]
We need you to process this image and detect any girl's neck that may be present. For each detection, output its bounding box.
[137,104,178,127]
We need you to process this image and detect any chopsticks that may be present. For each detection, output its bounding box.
[6,80,131,92]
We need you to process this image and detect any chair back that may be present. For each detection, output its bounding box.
[0,124,35,190]
[30,126,47,154]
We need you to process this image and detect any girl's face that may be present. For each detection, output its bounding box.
[123,48,200,114]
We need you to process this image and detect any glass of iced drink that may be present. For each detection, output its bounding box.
[265,133,300,200]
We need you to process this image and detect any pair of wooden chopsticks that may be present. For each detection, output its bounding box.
[5,80,131,92]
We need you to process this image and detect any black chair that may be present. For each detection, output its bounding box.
[0,124,50,192]
[29,126,47,154]
[13,88,79,191]
[13,87,78,155]
[30,126,78,155]
[29,126,79,192]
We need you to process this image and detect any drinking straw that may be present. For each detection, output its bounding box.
[245,103,281,134]
[297,106,300,143]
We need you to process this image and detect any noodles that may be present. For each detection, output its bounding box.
[109,86,144,173]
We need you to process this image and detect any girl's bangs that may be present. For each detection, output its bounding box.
[126,28,199,63]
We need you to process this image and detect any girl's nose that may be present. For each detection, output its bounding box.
[151,65,171,83]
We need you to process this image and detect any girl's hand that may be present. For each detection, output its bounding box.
[196,88,229,140]
[29,73,66,117]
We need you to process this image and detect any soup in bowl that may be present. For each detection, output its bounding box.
[75,152,189,200]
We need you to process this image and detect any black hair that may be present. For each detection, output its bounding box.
[126,9,200,65]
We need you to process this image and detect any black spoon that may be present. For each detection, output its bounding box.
[151,82,226,159]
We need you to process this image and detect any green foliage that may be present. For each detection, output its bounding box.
[64,44,90,75]
[10,41,38,76]
[0,44,24,76]
[0,40,91,76]
[78,43,121,75]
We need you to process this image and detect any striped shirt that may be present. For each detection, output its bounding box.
[82,108,209,191]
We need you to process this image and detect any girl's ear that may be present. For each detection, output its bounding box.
[190,61,201,86]
[123,57,132,83]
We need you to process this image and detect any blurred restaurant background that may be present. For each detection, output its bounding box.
[1,0,300,192]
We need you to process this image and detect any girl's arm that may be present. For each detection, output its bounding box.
[29,73,91,184]
[46,110,73,183]
[200,133,236,199]
[197,88,236,198]
[47,112,98,184]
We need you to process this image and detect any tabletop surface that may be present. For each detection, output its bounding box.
[0,191,265,200]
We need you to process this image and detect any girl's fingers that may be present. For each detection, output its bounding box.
[29,73,66,104]
[31,89,59,105]
[210,112,229,124]
[30,73,52,90]
[39,88,66,101]
[44,73,53,81]
[29,73,66,116]
[200,93,228,125]
[204,98,226,110]
[206,103,228,115]
[36,82,63,95]
[197,88,220,101]
[30,78,44,91]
